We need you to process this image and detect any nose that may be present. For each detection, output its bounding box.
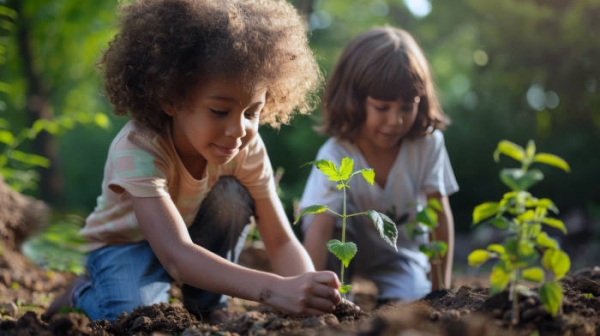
[387,109,404,126]
[225,115,247,138]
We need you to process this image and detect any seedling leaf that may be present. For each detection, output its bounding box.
[417,207,438,229]
[339,157,353,180]
[360,168,375,185]
[539,281,562,317]
[294,205,327,224]
[467,249,490,267]
[533,153,571,172]
[522,267,544,283]
[490,264,511,295]
[494,140,524,163]
[535,232,558,249]
[500,168,544,191]
[525,140,536,161]
[542,218,567,234]
[487,244,505,255]
[541,249,570,280]
[472,202,500,224]
[340,284,353,294]
[427,198,443,211]
[364,210,398,251]
[314,159,341,181]
[327,240,357,268]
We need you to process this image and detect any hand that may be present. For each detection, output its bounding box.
[262,271,342,316]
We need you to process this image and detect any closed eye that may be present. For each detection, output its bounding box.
[374,104,390,112]
[210,109,228,116]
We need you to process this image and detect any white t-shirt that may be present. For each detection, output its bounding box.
[80,120,276,251]
[299,130,458,299]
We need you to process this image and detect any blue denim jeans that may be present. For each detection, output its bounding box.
[74,176,255,321]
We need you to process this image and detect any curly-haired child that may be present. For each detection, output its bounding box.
[299,26,459,305]
[42,0,341,323]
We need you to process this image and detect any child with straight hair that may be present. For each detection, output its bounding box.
[299,26,458,305]
[43,0,341,323]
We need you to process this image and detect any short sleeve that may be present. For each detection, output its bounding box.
[422,131,459,197]
[235,135,276,201]
[106,129,171,198]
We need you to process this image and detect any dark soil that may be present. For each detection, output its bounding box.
[2,181,600,335]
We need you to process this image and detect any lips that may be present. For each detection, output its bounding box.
[213,143,239,156]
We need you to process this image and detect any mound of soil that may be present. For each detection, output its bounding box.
[1,181,599,335]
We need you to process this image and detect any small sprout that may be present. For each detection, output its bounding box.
[296,157,398,294]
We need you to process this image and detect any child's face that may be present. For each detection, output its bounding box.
[358,96,419,150]
[165,78,266,174]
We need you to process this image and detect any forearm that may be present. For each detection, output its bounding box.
[431,218,454,290]
[172,241,282,302]
[269,239,315,276]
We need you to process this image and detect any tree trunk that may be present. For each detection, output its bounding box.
[12,0,65,206]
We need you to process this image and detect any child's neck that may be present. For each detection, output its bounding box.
[355,139,401,188]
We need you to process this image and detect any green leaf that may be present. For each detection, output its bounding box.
[10,150,51,168]
[490,264,511,295]
[494,140,525,163]
[487,244,505,255]
[525,140,536,161]
[419,244,434,258]
[430,241,448,257]
[541,249,570,280]
[500,168,544,191]
[533,153,571,173]
[338,157,353,180]
[472,202,500,224]
[0,130,14,145]
[327,240,357,268]
[537,198,558,213]
[536,232,558,249]
[522,267,544,283]
[340,284,353,294]
[539,281,563,317]
[467,249,490,267]
[542,218,567,234]
[94,113,110,129]
[479,216,511,229]
[360,168,375,185]
[427,198,443,211]
[417,207,438,229]
[364,210,398,250]
[314,159,340,181]
[294,205,327,224]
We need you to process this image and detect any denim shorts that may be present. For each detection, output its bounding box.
[73,176,254,321]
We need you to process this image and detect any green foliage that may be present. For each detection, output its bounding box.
[295,157,398,294]
[467,140,571,323]
[22,213,87,275]
[404,199,448,289]
[0,113,109,192]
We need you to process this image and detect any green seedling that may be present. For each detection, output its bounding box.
[405,199,448,290]
[467,140,571,324]
[295,157,398,294]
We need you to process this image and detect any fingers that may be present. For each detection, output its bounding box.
[314,270,341,289]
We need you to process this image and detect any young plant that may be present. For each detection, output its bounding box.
[404,199,448,290]
[295,157,398,294]
[467,140,571,324]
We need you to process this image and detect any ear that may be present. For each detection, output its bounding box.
[162,102,177,117]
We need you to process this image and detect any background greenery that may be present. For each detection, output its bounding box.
[1,0,599,253]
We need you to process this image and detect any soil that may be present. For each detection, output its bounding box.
[2,182,600,335]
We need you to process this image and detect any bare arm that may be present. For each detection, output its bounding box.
[428,193,454,290]
[132,195,340,315]
[301,213,335,271]
[254,194,315,276]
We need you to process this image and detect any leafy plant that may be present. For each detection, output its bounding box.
[467,140,571,324]
[294,157,399,294]
[0,113,109,192]
[404,199,448,290]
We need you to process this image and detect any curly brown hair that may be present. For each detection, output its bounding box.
[318,26,449,142]
[98,0,321,133]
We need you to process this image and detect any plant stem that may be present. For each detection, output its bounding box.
[340,183,348,287]
[509,269,519,325]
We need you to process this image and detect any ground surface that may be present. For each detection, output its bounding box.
[1,241,600,336]
[1,180,599,335]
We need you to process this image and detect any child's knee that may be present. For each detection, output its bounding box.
[204,176,255,223]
